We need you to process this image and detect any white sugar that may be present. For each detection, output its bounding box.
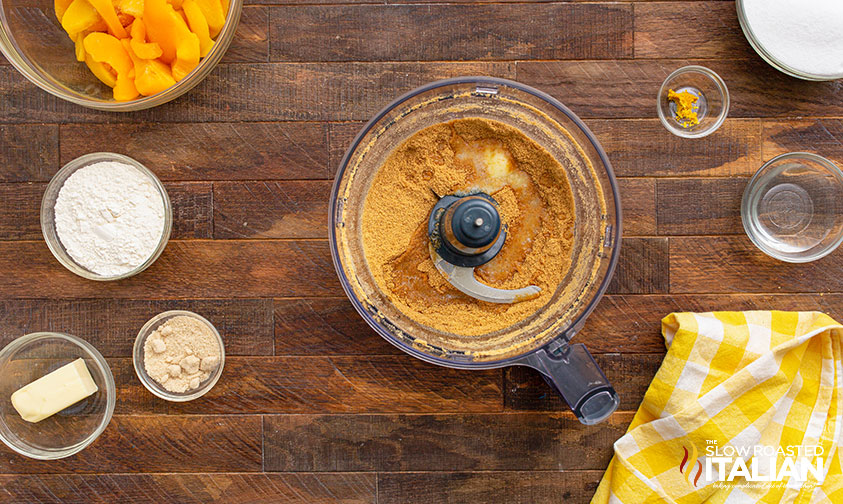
[743,0,843,77]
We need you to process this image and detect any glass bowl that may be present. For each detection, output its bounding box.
[133,310,225,402]
[0,332,115,460]
[0,0,242,111]
[657,65,729,139]
[41,152,173,281]
[737,0,843,81]
[742,152,843,263]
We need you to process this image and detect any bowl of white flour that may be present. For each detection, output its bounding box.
[40,153,172,281]
[738,0,843,80]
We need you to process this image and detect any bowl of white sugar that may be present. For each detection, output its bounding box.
[40,153,172,281]
[738,0,843,80]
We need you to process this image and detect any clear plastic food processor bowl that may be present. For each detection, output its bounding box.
[330,77,622,424]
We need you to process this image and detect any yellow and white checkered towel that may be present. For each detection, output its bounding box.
[591,311,843,504]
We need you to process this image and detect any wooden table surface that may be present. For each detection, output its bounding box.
[1,1,843,502]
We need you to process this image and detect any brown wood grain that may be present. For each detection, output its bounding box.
[1,63,515,123]
[634,2,752,59]
[213,181,331,239]
[269,4,633,62]
[0,416,262,473]
[0,299,273,356]
[656,178,747,235]
[378,471,603,504]
[608,237,669,294]
[504,354,661,412]
[274,298,400,355]
[222,6,269,64]
[670,236,843,293]
[0,241,340,298]
[619,178,656,236]
[763,119,843,167]
[0,182,213,240]
[161,356,502,414]
[328,123,364,175]
[0,473,376,504]
[516,59,843,119]
[263,412,631,472]
[60,122,331,181]
[0,124,59,182]
[586,119,762,177]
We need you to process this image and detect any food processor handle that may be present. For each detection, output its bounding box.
[521,343,619,425]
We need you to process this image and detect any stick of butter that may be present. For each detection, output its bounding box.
[11,358,98,423]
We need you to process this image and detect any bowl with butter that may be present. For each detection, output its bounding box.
[0,332,115,460]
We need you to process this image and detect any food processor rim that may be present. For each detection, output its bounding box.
[329,76,623,370]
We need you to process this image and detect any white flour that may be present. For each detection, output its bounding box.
[54,161,166,277]
[743,0,843,77]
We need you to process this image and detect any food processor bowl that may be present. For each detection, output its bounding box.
[330,77,622,425]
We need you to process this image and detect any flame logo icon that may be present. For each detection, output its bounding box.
[680,444,703,487]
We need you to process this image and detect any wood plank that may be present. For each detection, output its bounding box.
[378,471,602,504]
[619,178,655,236]
[0,182,212,240]
[221,6,269,64]
[0,416,262,473]
[0,124,59,182]
[269,4,633,62]
[763,119,843,169]
[634,2,752,59]
[162,356,502,414]
[504,354,661,412]
[608,237,669,294]
[328,122,364,176]
[670,236,843,293]
[60,123,331,181]
[263,412,631,471]
[274,298,400,355]
[577,293,843,354]
[515,60,843,118]
[0,241,341,298]
[0,473,376,504]
[1,63,515,123]
[0,299,274,356]
[587,119,761,177]
[213,181,331,239]
[656,178,746,235]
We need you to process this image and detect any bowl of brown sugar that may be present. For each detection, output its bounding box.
[133,311,224,402]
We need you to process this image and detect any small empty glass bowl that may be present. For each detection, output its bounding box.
[0,332,115,460]
[0,0,242,110]
[133,310,225,402]
[657,65,729,138]
[41,152,173,281]
[742,153,843,262]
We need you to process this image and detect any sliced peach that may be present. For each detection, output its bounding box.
[74,32,86,62]
[193,0,223,38]
[84,32,132,75]
[87,0,127,38]
[85,53,117,88]
[182,0,213,57]
[144,0,193,63]
[115,0,144,18]
[113,73,140,101]
[169,0,184,8]
[60,0,101,37]
[123,38,177,96]
[129,19,163,59]
[170,32,199,81]
[55,0,74,22]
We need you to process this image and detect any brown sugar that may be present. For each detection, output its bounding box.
[361,118,576,336]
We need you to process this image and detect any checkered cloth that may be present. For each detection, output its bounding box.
[591,311,843,504]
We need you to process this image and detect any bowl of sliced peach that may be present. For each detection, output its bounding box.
[0,0,241,110]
